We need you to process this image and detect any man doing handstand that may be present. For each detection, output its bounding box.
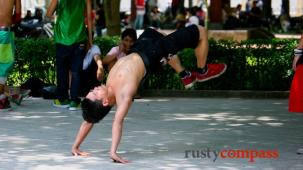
[71,25,227,163]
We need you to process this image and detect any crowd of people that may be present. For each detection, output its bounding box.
[0,0,302,164]
[223,0,264,29]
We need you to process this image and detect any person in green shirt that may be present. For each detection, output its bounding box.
[46,0,93,111]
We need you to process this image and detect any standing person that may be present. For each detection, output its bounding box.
[0,0,21,111]
[248,0,262,27]
[256,0,263,10]
[46,0,93,111]
[80,44,103,97]
[245,0,252,13]
[71,25,227,163]
[23,10,33,21]
[171,0,180,18]
[289,33,303,154]
[95,3,106,37]
[175,8,187,29]
[134,0,145,29]
[186,7,200,27]
[150,6,161,28]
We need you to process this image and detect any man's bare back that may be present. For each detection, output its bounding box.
[0,0,21,27]
[106,53,146,98]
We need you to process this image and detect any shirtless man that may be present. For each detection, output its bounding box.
[0,0,21,111]
[71,25,227,163]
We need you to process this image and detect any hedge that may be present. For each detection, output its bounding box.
[8,37,297,91]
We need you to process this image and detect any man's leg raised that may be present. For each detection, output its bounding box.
[194,25,227,82]
[167,55,196,89]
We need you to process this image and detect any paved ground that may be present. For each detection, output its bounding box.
[0,97,303,170]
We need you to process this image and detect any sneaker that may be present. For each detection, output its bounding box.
[69,101,81,111]
[196,63,227,82]
[297,148,303,154]
[53,99,70,108]
[0,96,12,111]
[181,71,196,89]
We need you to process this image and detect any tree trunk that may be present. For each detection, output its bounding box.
[263,0,272,18]
[178,0,185,12]
[188,0,193,8]
[281,0,290,16]
[130,0,136,28]
[209,0,222,23]
[104,0,121,36]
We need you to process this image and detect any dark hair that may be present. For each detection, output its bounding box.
[81,98,112,123]
[121,28,137,41]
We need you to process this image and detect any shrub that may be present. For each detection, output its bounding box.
[8,37,297,91]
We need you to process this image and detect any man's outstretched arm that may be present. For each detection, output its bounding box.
[71,121,94,156]
[110,94,133,163]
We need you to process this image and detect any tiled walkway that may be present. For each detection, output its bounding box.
[0,97,302,170]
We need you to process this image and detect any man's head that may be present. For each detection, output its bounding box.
[81,86,112,123]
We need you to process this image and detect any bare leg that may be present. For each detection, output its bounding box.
[166,25,224,88]
[195,25,208,68]
[168,25,208,73]
[194,25,226,82]
[167,55,184,73]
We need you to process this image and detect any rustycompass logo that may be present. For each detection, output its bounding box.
[185,148,279,162]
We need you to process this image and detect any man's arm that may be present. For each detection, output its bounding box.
[94,54,104,81]
[71,121,94,156]
[103,54,117,65]
[110,91,133,163]
[46,0,57,19]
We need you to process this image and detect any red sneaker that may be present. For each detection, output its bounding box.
[0,96,12,111]
[196,63,227,82]
[181,71,196,89]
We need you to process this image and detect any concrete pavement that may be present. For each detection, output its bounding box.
[0,97,303,170]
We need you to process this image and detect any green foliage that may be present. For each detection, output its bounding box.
[144,38,296,90]
[7,37,297,91]
[8,37,119,86]
[94,36,120,55]
[8,38,56,85]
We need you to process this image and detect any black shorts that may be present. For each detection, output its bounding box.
[131,25,200,73]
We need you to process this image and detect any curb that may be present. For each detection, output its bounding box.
[140,90,290,99]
